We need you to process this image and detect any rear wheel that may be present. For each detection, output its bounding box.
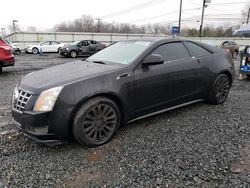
[73,97,121,147]
[32,47,39,54]
[70,50,77,58]
[208,74,230,105]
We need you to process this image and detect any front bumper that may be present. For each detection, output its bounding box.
[12,109,66,145]
[25,48,32,53]
[59,50,70,56]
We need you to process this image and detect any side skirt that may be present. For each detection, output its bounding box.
[127,99,204,124]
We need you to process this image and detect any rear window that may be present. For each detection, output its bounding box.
[184,42,211,57]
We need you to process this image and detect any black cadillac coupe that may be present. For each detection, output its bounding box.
[12,38,235,147]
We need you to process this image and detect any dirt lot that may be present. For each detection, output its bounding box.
[0,53,250,187]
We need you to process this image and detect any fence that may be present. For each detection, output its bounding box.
[3,32,250,50]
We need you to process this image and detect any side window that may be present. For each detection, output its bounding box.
[184,42,211,57]
[51,41,59,45]
[91,40,97,44]
[151,42,190,62]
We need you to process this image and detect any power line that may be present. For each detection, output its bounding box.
[208,7,243,12]
[100,0,166,19]
[128,7,201,23]
[187,0,202,7]
[159,16,241,26]
[209,2,249,6]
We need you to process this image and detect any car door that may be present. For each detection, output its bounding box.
[133,42,198,116]
[50,41,60,52]
[89,40,97,54]
[79,41,89,55]
[40,41,50,52]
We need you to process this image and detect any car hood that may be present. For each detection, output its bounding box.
[19,60,123,94]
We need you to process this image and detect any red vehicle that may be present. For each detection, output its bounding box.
[0,38,15,73]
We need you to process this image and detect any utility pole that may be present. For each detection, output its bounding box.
[12,20,18,32]
[178,0,182,35]
[199,0,206,37]
[96,18,101,32]
[247,8,250,24]
[199,0,211,37]
[1,28,6,36]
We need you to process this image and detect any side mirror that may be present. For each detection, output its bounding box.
[142,54,164,66]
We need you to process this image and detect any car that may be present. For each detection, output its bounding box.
[0,38,15,73]
[59,40,106,58]
[12,38,235,147]
[25,41,64,54]
[220,41,239,59]
[11,43,21,54]
[3,39,21,54]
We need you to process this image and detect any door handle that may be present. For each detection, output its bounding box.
[116,72,131,80]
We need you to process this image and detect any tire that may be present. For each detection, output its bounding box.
[70,50,77,58]
[73,97,121,147]
[57,47,61,53]
[232,51,237,59]
[208,74,231,105]
[0,65,2,74]
[32,47,39,54]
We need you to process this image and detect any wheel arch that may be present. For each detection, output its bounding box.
[218,70,233,86]
[67,92,125,137]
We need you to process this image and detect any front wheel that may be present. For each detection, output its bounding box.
[208,74,231,105]
[73,97,121,147]
[32,47,39,54]
[70,50,77,58]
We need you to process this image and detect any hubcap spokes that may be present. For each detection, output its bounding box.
[215,77,229,103]
[83,104,117,142]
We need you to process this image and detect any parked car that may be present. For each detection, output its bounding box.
[220,41,239,59]
[25,41,64,54]
[12,38,235,147]
[4,39,21,54]
[11,43,21,54]
[0,38,15,73]
[59,40,106,58]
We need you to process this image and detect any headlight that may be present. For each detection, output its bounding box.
[66,48,69,51]
[33,86,63,112]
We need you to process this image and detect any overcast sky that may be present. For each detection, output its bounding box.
[0,0,249,32]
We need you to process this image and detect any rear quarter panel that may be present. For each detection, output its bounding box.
[197,49,234,98]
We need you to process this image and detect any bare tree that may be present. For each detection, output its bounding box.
[26,26,37,32]
[241,4,250,24]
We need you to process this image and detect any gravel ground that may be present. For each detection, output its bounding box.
[0,53,250,187]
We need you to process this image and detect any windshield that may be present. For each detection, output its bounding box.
[88,41,152,65]
[72,41,80,45]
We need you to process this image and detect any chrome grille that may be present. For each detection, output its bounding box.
[13,90,32,111]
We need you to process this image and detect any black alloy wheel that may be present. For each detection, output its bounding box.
[209,74,230,104]
[73,97,120,147]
